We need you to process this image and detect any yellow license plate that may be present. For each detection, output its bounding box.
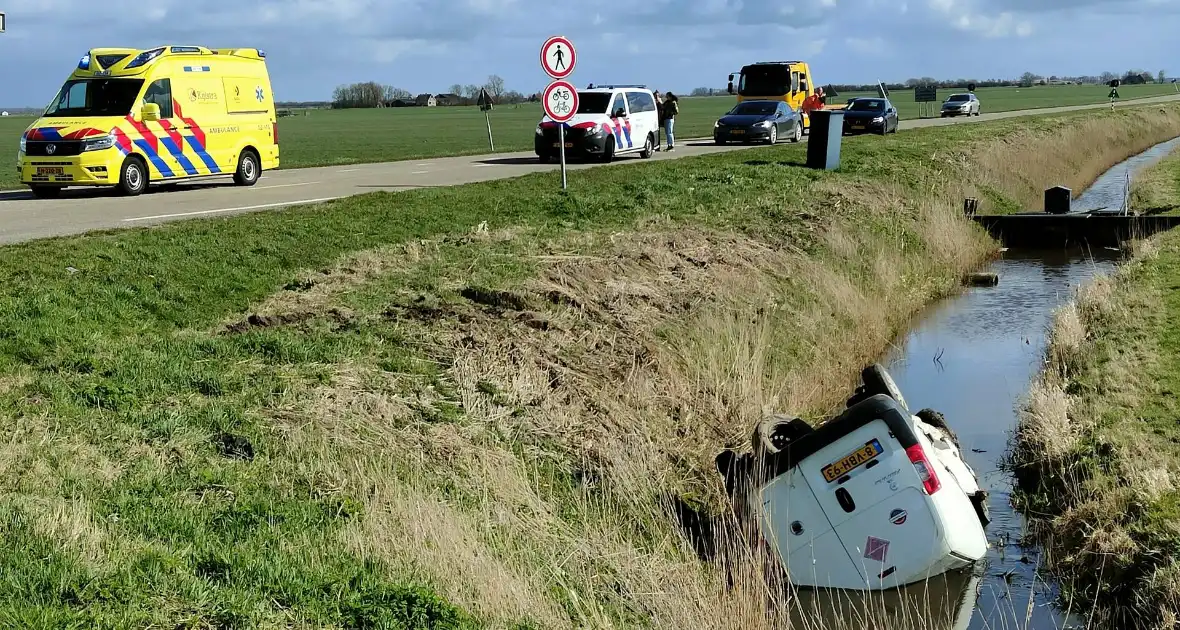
[552,142,573,148]
[731,129,745,134]
[37,167,64,175]
[821,438,884,482]
[852,125,865,130]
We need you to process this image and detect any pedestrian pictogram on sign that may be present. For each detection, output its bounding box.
[543,80,578,123]
[540,36,576,79]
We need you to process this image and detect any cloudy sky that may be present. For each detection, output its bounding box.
[0,0,1176,106]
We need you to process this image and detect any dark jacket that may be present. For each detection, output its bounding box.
[662,98,679,120]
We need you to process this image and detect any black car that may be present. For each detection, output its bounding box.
[841,97,899,135]
[714,100,803,145]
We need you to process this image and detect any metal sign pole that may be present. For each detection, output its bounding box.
[559,124,567,189]
[484,110,494,151]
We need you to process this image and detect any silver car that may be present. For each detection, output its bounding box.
[940,93,980,117]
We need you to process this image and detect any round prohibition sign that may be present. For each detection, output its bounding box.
[540,35,576,79]
[543,80,578,123]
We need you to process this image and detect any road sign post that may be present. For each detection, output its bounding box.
[543,80,577,190]
[541,36,577,189]
[477,88,495,151]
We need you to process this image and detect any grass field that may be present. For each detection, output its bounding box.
[1130,142,1180,213]
[1012,221,1180,628]
[0,104,1178,627]
[2,83,1177,190]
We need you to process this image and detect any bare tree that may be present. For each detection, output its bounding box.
[485,74,506,97]
[463,84,481,98]
[449,83,463,96]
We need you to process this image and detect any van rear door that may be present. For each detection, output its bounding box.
[796,418,942,586]
[758,467,864,589]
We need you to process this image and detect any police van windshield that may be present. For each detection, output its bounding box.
[43,79,146,117]
[576,92,613,114]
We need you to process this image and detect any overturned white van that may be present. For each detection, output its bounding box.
[716,364,990,591]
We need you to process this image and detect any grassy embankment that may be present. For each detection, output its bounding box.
[0,104,1178,627]
[1130,142,1180,214]
[2,83,1177,191]
[1012,140,1180,629]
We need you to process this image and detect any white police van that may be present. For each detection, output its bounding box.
[716,364,991,591]
[534,85,660,163]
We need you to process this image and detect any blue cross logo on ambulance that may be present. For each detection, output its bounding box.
[534,85,660,163]
[17,45,279,199]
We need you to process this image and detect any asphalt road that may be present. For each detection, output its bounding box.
[2,94,1178,245]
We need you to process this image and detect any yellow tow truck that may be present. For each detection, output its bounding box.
[726,61,847,133]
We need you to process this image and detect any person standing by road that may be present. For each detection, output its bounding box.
[662,92,679,151]
[653,90,664,151]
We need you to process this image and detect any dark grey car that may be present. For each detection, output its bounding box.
[713,100,803,145]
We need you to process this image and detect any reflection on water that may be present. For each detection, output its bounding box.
[878,248,1120,629]
[1071,136,1180,213]
[789,568,980,630]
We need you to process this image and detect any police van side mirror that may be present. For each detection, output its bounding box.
[612,108,626,118]
[141,103,161,121]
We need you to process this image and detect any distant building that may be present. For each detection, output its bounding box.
[0,112,7,116]
[415,93,436,107]
[435,93,461,106]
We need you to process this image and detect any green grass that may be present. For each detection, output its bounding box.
[1011,225,1180,627]
[2,105,1179,627]
[1130,142,1180,214]
[3,83,1177,190]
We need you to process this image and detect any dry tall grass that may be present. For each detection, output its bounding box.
[971,106,1180,211]
[219,105,1180,629]
[1129,141,1180,214]
[1011,228,1180,628]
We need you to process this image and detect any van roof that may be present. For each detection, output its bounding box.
[73,45,267,78]
[581,84,649,93]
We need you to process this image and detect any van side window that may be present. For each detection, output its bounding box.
[609,94,627,117]
[627,91,655,113]
[143,78,174,118]
[791,71,800,92]
[799,74,809,93]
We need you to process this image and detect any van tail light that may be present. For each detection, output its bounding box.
[905,444,942,495]
[273,122,279,144]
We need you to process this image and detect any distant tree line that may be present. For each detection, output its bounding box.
[686,68,1171,98]
[330,74,535,109]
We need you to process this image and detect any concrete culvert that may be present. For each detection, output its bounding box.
[964,272,999,287]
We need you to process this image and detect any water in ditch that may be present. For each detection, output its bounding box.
[780,137,1180,629]
[1070,136,1180,213]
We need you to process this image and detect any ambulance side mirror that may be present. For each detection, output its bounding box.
[141,103,161,121]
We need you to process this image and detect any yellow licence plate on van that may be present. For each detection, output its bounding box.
[37,167,64,175]
[821,438,884,482]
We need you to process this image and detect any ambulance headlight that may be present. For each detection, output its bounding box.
[82,133,116,152]
[19,133,26,153]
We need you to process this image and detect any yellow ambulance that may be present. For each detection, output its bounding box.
[17,45,279,198]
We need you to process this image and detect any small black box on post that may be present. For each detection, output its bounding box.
[806,110,845,171]
[1045,186,1072,214]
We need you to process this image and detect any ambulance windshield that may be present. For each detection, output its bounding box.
[43,78,145,117]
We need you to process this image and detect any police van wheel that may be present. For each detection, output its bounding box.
[234,150,261,187]
[29,185,62,199]
[117,157,148,196]
[601,137,615,163]
[640,134,654,159]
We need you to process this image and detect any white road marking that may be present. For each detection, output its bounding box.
[337,168,359,173]
[415,163,434,167]
[122,196,342,222]
[255,181,317,189]
[411,170,430,174]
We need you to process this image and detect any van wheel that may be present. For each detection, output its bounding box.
[752,415,814,457]
[29,185,62,199]
[117,157,148,196]
[640,134,654,159]
[861,363,908,411]
[601,137,616,163]
[233,150,261,186]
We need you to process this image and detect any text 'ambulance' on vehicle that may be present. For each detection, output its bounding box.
[17,45,279,198]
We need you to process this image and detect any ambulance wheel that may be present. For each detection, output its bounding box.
[861,363,908,411]
[29,185,62,199]
[117,157,148,196]
[601,137,615,163]
[233,150,261,186]
[640,134,654,159]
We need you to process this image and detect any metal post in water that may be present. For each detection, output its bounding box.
[559,124,568,190]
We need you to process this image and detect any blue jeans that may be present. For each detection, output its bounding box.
[664,118,675,148]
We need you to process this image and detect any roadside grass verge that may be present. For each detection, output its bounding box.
[1011,228,1180,628]
[0,104,1177,627]
[1130,142,1180,214]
